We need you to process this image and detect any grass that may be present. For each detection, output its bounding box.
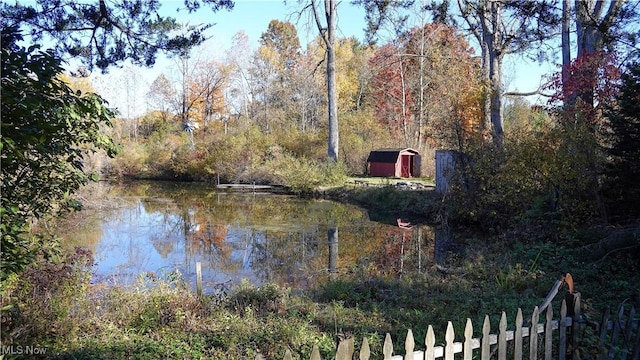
[323,177,441,220]
[2,231,638,359]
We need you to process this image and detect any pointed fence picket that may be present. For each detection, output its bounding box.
[261,292,640,360]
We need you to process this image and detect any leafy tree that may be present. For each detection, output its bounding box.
[370,43,414,144]
[404,23,483,150]
[547,51,621,127]
[332,37,373,112]
[189,60,229,133]
[260,19,302,71]
[147,74,176,118]
[1,28,119,279]
[306,36,374,125]
[370,23,483,151]
[0,0,234,71]
[456,0,560,147]
[295,52,327,133]
[58,72,95,95]
[225,31,255,126]
[504,98,550,133]
[357,0,560,147]
[251,20,304,132]
[602,61,640,221]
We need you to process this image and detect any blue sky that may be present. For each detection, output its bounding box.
[178,0,553,93]
[92,0,553,117]
[199,1,369,47]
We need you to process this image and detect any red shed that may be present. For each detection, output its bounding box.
[367,148,421,178]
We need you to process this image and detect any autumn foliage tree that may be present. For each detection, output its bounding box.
[549,51,621,128]
[251,20,303,132]
[450,49,623,230]
[545,51,622,218]
[188,60,229,134]
[405,24,483,150]
[370,43,414,144]
[370,23,483,151]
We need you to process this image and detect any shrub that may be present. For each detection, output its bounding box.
[227,281,288,316]
[268,154,348,193]
[447,117,604,233]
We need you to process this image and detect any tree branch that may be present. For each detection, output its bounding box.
[309,0,328,47]
[504,79,554,97]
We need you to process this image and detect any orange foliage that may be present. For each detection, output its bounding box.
[188,61,229,130]
[371,23,484,149]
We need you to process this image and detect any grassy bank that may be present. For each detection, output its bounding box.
[322,177,441,221]
[2,222,638,359]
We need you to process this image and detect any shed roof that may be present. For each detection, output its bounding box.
[367,148,419,163]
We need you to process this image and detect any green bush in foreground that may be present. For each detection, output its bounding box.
[1,28,118,280]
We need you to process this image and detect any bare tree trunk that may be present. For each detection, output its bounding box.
[416,2,427,152]
[562,0,572,106]
[481,42,491,133]
[480,1,504,147]
[400,60,410,146]
[459,0,502,146]
[312,0,339,163]
[575,0,603,55]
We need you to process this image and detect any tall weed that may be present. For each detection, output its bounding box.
[1,248,93,343]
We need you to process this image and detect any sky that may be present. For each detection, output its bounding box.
[91,0,554,118]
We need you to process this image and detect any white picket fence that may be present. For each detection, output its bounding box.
[261,292,640,360]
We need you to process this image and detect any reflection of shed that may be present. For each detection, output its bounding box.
[367,148,421,178]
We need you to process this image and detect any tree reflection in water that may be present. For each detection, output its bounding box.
[58,182,459,293]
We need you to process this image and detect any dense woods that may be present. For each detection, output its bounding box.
[103,17,489,182]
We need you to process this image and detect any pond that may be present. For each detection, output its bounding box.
[55,181,459,293]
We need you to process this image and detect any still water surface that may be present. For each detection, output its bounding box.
[57,182,457,293]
